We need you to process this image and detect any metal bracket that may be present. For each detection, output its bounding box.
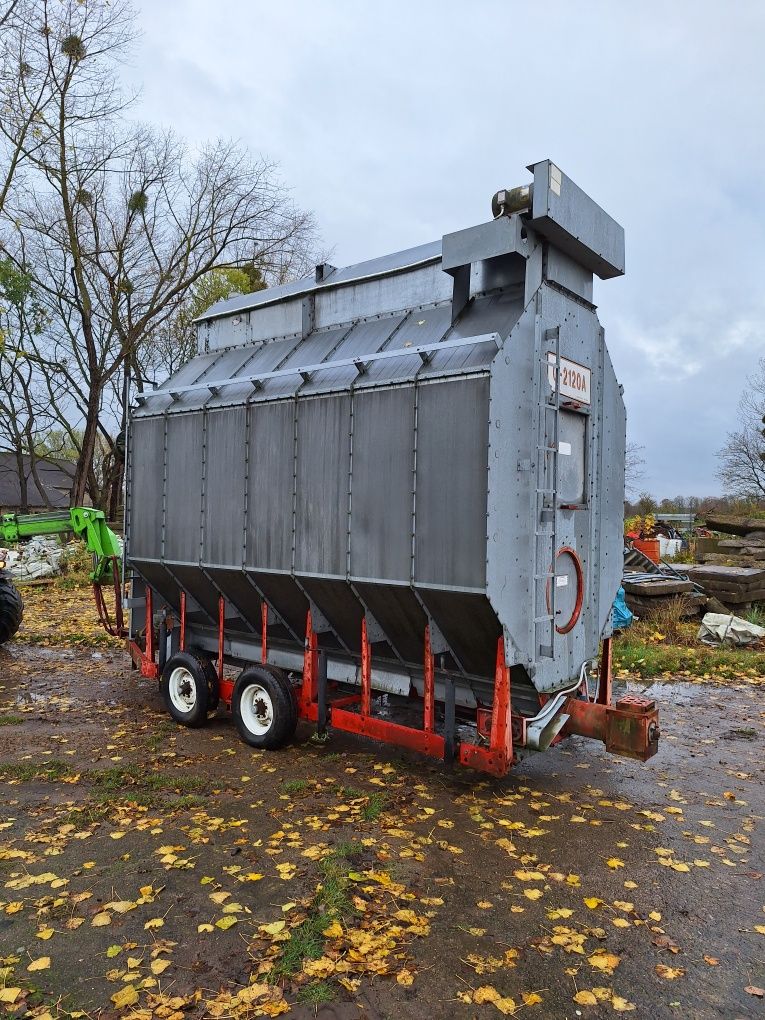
[428,618,450,656]
[525,691,570,751]
[364,613,387,644]
[308,600,333,635]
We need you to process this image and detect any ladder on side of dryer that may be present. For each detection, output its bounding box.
[532,326,562,659]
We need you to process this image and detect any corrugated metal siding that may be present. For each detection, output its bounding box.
[164,414,203,562]
[129,417,165,560]
[414,378,490,590]
[204,407,247,566]
[245,401,295,571]
[294,395,351,577]
[350,387,415,582]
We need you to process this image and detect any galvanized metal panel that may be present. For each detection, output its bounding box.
[245,401,294,571]
[164,413,203,562]
[414,377,490,589]
[386,305,452,351]
[127,166,627,697]
[295,395,351,576]
[416,589,500,677]
[198,240,442,323]
[315,262,451,328]
[528,160,625,279]
[557,411,586,506]
[350,387,415,582]
[203,407,246,566]
[330,315,406,360]
[128,417,165,560]
[298,577,363,650]
[247,571,307,638]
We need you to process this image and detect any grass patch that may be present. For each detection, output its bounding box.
[170,793,207,810]
[88,765,206,795]
[145,720,176,752]
[0,760,71,782]
[283,778,308,795]
[361,791,387,821]
[337,785,388,821]
[613,620,765,680]
[272,844,360,981]
[296,982,334,1006]
[339,785,366,799]
[0,714,24,726]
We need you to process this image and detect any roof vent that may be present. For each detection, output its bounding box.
[315,263,337,283]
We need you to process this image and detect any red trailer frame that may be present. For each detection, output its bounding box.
[129,587,659,776]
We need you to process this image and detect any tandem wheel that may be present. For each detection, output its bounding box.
[231,664,297,750]
[160,650,220,727]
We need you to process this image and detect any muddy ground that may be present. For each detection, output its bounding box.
[0,641,763,1020]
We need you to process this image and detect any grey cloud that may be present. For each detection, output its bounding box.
[128,0,765,497]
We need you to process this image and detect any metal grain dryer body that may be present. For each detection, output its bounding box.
[125,161,659,774]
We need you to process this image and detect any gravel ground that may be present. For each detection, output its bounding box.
[0,641,763,1019]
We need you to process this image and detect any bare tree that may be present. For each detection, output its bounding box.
[717,358,765,500]
[625,440,646,497]
[0,258,65,509]
[1,0,320,508]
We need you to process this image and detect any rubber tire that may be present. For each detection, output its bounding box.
[160,650,211,728]
[189,648,220,713]
[232,665,297,750]
[257,662,298,731]
[0,573,23,645]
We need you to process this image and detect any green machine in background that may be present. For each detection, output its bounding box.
[0,507,123,644]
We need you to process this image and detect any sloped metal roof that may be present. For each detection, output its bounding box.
[196,239,443,323]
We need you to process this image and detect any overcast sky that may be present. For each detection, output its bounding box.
[127,1,765,500]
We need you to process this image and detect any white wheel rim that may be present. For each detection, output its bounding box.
[240,683,274,736]
[169,666,198,713]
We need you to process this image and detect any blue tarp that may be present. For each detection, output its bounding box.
[612,586,633,630]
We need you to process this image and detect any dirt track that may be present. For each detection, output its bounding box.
[0,641,764,1019]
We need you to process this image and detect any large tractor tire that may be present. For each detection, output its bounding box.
[0,572,23,645]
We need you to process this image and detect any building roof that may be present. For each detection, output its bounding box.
[0,453,74,510]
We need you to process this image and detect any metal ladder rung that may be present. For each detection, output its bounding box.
[533,614,553,623]
[533,572,555,581]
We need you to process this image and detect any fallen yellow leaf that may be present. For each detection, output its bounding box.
[574,990,598,1006]
[111,985,138,1008]
[655,964,685,980]
[27,957,51,972]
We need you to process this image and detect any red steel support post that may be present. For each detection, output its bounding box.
[361,617,372,717]
[459,637,513,776]
[179,591,186,652]
[423,624,435,733]
[145,586,155,663]
[261,601,268,663]
[598,637,613,705]
[489,637,512,770]
[300,611,319,718]
[217,595,225,685]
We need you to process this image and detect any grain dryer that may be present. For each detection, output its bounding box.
[125,161,659,774]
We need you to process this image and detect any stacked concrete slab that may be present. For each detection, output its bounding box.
[622,574,705,619]
[680,564,765,613]
[702,517,765,568]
